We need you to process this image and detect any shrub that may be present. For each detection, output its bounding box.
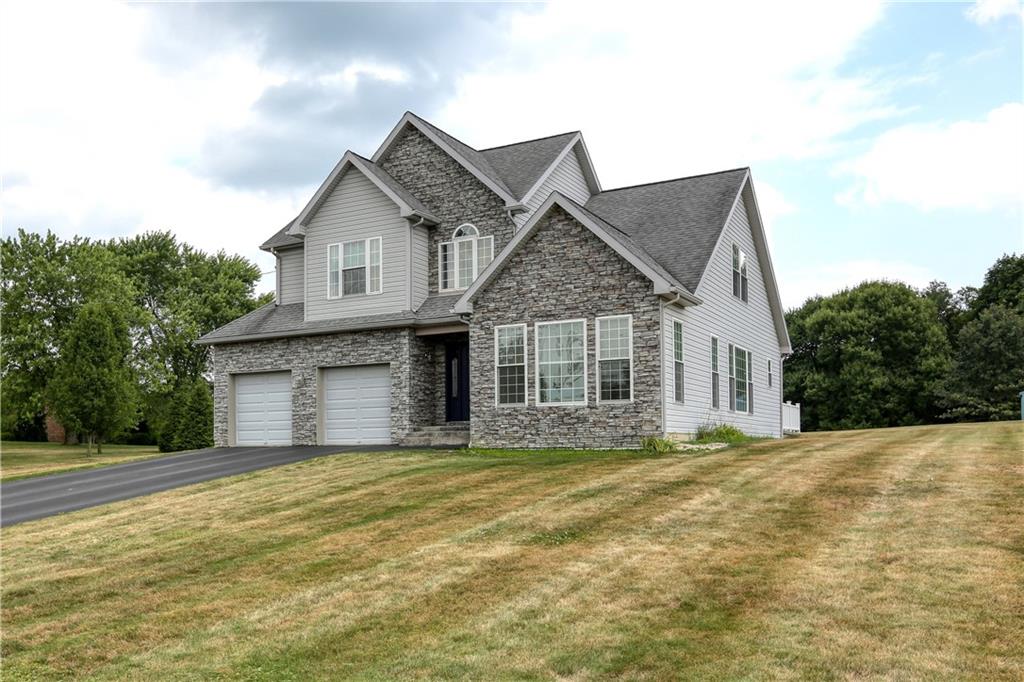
[641,436,677,453]
[694,423,752,444]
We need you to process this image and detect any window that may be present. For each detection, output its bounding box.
[329,237,382,298]
[728,344,753,414]
[597,315,632,402]
[672,320,684,403]
[732,244,748,302]
[711,336,720,409]
[495,324,527,406]
[768,359,773,388]
[439,224,494,291]
[536,319,586,405]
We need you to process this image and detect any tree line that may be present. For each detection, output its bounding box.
[784,253,1024,431]
[1,230,271,452]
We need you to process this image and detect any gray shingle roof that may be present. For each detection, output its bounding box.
[198,294,465,345]
[480,132,579,200]
[584,168,748,292]
[408,114,516,200]
[261,219,302,250]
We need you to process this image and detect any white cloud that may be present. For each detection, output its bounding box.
[836,103,1024,211]
[781,259,935,309]
[436,1,894,189]
[751,181,796,251]
[966,0,1024,25]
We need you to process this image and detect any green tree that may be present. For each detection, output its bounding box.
[47,301,139,454]
[941,305,1024,422]
[1,230,136,430]
[784,281,951,431]
[971,253,1024,315]
[158,378,214,452]
[920,280,975,347]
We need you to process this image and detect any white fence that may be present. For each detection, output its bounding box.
[782,401,801,434]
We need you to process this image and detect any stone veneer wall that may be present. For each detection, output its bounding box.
[378,127,516,295]
[212,327,439,446]
[468,205,664,448]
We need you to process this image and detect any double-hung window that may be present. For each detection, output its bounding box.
[536,319,586,405]
[768,359,773,388]
[672,320,684,402]
[732,244,748,302]
[711,336,720,409]
[329,237,382,297]
[597,315,632,402]
[439,224,494,291]
[728,344,753,414]
[495,324,527,406]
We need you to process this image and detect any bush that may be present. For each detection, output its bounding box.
[694,423,753,444]
[159,379,213,452]
[641,436,677,453]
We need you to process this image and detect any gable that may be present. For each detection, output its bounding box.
[515,143,593,228]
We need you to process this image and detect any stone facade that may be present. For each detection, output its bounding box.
[212,327,442,446]
[378,127,516,294]
[467,205,664,448]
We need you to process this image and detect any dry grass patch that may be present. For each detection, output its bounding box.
[2,424,1022,680]
[1,441,162,480]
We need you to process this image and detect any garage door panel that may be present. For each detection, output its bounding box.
[322,365,391,445]
[234,371,292,446]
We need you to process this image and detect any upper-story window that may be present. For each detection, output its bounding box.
[732,244,748,302]
[439,224,494,291]
[329,236,382,298]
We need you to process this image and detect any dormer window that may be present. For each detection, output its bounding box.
[732,244,748,302]
[439,223,494,291]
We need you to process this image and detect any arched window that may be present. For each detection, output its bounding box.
[439,224,493,291]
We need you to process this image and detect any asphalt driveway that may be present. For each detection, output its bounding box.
[1,445,392,527]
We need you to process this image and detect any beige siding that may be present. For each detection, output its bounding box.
[304,168,410,321]
[515,145,592,229]
[411,224,429,310]
[663,192,783,438]
[277,247,304,305]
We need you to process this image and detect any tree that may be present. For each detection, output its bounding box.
[1,231,135,429]
[158,378,214,452]
[47,302,138,454]
[941,305,1024,422]
[784,281,951,431]
[971,253,1024,315]
[920,280,974,347]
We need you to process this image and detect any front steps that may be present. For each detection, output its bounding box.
[400,422,470,448]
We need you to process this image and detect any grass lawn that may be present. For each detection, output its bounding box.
[2,422,1021,680]
[1,441,163,481]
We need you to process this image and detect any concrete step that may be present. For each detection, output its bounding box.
[400,431,470,448]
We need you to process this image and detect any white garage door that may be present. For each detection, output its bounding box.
[234,372,292,446]
[322,365,392,444]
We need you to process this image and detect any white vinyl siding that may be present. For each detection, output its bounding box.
[597,315,632,403]
[411,224,429,310]
[304,167,409,320]
[277,248,304,305]
[515,146,593,229]
[663,190,783,437]
[495,324,527,406]
[535,319,587,406]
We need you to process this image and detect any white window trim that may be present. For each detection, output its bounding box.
[710,334,720,410]
[596,314,634,404]
[328,236,383,299]
[534,318,588,407]
[732,243,749,303]
[768,359,774,388]
[729,343,753,414]
[672,319,684,404]
[438,232,494,293]
[494,323,528,407]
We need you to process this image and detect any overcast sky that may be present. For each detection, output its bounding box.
[1,0,1021,307]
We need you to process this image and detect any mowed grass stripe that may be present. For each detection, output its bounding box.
[2,423,1021,680]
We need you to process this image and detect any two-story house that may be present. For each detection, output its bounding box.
[199,112,792,448]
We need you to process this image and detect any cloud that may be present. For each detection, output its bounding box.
[966,0,1024,25]
[751,181,797,251]
[781,259,935,310]
[836,103,1024,211]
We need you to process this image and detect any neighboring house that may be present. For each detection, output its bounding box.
[199,112,792,448]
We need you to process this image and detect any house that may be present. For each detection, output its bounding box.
[198,112,792,448]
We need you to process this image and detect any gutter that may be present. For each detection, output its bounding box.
[196,315,466,347]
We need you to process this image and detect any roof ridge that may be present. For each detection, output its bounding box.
[407,111,482,153]
[597,167,749,194]
[479,130,579,152]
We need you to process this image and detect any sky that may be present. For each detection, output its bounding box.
[1,0,1021,308]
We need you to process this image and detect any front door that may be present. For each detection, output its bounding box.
[445,338,470,422]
